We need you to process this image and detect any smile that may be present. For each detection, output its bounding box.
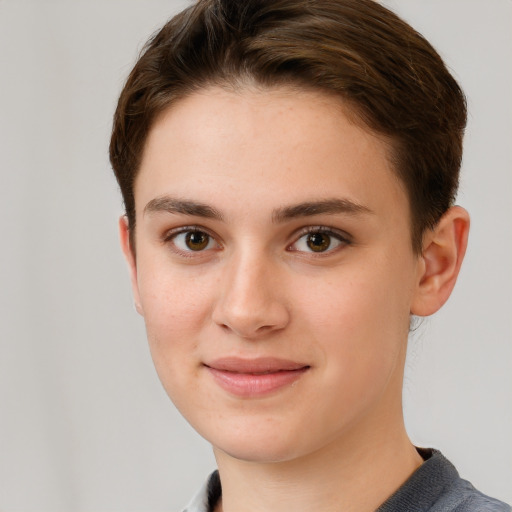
[204,357,310,398]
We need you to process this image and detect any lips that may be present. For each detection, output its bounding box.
[204,357,310,397]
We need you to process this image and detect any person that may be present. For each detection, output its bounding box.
[109,1,510,511]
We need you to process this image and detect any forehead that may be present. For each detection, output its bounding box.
[136,86,406,222]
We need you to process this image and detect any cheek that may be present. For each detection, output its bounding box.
[135,261,215,376]
[138,251,214,324]
[301,267,410,340]
[297,257,413,382]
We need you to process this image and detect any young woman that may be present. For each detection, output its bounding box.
[109,1,510,510]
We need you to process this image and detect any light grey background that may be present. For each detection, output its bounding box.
[0,1,510,510]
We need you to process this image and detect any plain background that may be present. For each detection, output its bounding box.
[0,1,510,510]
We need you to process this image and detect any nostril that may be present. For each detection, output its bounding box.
[255,325,272,333]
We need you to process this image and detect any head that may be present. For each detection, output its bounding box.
[110,0,469,465]
[110,0,467,254]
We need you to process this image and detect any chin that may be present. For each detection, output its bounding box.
[202,420,315,465]
[217,440,301,464]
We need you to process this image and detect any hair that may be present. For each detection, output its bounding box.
[109,0,467,253]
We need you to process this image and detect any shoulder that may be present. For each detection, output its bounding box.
[377,449,510,512]
[417,450,511,512]
[434,476,511,512]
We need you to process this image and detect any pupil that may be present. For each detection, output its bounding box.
[307,233,330,252]
[186,231,208,250]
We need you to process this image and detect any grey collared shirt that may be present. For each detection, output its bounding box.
[181,449,510,512]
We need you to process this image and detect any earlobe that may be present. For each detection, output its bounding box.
[119,215,144,316]
[411,206,470,317]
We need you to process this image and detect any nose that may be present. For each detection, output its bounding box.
[212,252,290,339]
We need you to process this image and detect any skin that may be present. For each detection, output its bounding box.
[120,86,469,512]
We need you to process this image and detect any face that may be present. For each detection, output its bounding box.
[123,86,424,464]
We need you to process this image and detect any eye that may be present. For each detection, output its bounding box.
[168,229,218,252]
[290,229,349,254]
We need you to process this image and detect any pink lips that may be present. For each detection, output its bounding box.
[204,357,310,397]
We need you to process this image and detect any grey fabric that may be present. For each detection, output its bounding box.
[181,449,510,512]
[376,449,510,512]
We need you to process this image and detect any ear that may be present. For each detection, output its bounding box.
[119,215,144,316]
[411,206,470,317]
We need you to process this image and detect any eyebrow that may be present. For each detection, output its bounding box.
[143,196,373,222]
[272,198,373,223]
[144,197,224,220]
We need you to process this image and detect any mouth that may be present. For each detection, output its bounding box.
[204,357,310,397]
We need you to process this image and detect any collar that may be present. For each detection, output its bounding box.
[182,449,460,512]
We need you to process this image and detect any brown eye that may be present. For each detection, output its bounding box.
[290,229,348,254]
[169,229,216,253]
[185,231,210,251]
[306,233,332,252]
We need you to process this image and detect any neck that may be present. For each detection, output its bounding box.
[213,414,422,512]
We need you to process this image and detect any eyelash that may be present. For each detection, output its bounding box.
[162,225,352,257]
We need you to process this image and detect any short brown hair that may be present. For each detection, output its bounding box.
[109,0,467,253]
